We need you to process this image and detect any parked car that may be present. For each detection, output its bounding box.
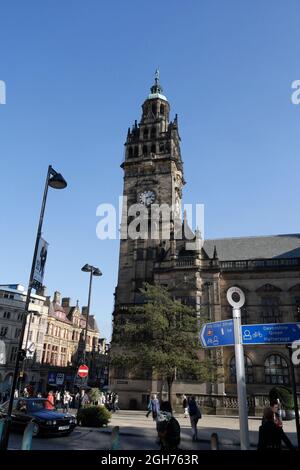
[0,398,76,437]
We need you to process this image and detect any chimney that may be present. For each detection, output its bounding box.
[53,291,61,305]
[82,306,88,316]
[36,285,47,297]
[62,297,71,308]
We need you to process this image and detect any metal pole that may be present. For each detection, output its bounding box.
[232,306,249,450]
[0,166,51,450]
[83,269,93,365]
[287,345,300,449]
[19,311,33,394]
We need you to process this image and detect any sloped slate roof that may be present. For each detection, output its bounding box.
[203,234,300,261]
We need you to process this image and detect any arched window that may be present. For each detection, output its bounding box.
[128,147,133,158]
[265,354,289,385]
[230,355,254,383]
[134,146,139,157]
[142,145,148,155]
[143,128,148,139]
[151,144,156,153]
[152,103,157,116]
[160,104,165,115]
[150,127,156,138]
[159,143,165,153]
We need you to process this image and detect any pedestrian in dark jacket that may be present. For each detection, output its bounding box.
[259,406,295,450]
[188,396,202,441]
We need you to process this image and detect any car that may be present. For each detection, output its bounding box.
[0,398,77,437]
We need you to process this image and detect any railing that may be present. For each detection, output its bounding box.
[176,257,196,267]
[220,258,300,271]
[175,393,300,414]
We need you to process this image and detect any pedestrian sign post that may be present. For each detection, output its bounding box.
[227,286,249,451]
[200,286,300,451]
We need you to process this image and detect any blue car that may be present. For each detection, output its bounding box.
[0,398,77,437]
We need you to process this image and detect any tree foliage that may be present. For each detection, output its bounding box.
[111,283,218,398]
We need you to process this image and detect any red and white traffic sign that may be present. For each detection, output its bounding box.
[77,364,89,378]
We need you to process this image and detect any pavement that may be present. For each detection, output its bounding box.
[7,410,299,450]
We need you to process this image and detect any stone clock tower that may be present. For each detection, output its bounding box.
[110,73,221,409]
[115,71,184,306]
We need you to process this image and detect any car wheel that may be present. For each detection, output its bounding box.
[32,422,40,437]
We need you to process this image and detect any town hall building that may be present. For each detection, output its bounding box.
[110,73,300,413]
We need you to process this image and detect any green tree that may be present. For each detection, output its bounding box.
[111,283,218,405]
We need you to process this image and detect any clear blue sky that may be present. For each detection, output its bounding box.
[1,1,300,340]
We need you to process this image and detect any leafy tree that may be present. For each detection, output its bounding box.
[111,283,218,404]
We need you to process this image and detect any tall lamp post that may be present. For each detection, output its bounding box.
[0,165,67,450]
[81,264,102,366]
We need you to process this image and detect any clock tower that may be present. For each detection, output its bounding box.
[115,71,185,306]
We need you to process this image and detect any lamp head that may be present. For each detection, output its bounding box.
[48,170,67,189]
[81,264,92,272]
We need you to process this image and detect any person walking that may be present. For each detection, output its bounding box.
[55,390,61,409]
[62,391,71,412]
[188,396,202,442]
[258,407,282,450]
[149,394,160,422]
[182,394,188,418]
[45,390,55,410]
[113,393,120,412]
[261,400,295,450]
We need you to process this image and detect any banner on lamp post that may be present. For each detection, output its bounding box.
[33,238,48,289]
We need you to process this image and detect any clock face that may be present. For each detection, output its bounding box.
[138,190,156,206]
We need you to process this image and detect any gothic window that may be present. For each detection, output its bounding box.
[159,143,165,153]
[261,296,281,323]
[151,144,156,153]
[143,128,148,139]
[150,127,156,138]
[128,147,133,158]
[230,356,254,384]
[134,146,139,157]
[160,104,165,115]
[265,354,289,385]
[142,145,148,155]
[151,103,157,116]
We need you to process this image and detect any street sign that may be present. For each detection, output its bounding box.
[241,322,300,345]
[200,319,235,348]
[77,364,89,378]
[56,373,65,385]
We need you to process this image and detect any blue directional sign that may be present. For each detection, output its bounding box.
[200,319,235,348]
[241,322,300,345]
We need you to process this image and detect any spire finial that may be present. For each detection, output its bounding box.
[155,68,160,85]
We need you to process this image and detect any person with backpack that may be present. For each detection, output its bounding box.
[188,396,202,442]
[157,401,181,451]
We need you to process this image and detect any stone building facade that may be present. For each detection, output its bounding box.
[0,286,101,395]
[110,74,300,411]
[0,284,48,395]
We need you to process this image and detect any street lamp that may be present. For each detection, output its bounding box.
[0,165,67,450]
[81,264,102,366]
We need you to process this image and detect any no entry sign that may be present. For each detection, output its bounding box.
[77,364,89,378]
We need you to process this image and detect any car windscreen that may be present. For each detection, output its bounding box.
[26,400,53,411]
